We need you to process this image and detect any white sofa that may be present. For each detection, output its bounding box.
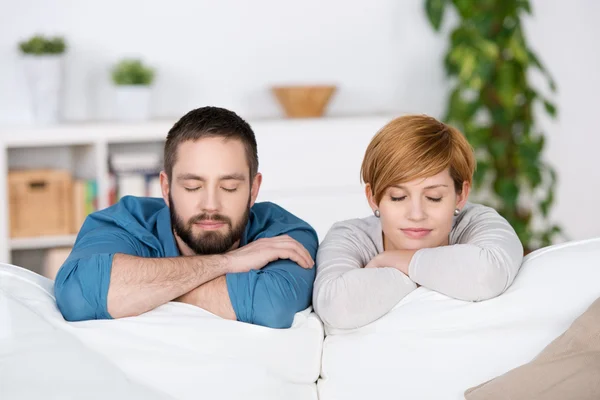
[2,237,599,400]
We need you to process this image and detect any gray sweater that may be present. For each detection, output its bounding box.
[313,202,524,329]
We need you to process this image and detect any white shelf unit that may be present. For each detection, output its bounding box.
[0,114,393,271]
[10,234,78,250]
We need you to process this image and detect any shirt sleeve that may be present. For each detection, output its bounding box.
[53,225,147,321]
[312,223,417,329]
[225,227,318,329]
[408,205,524,301]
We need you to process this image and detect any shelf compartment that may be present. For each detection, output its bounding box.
[9,234,77,250]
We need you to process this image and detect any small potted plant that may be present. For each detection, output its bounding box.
[111,58,155,121]
[18,34,67,124]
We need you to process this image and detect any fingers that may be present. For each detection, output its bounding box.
[268,235,314,269]
[283,247,312,269]
[285,237,314,269]
[249,235,314,269]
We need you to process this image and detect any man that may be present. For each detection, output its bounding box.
[54,106,318,329]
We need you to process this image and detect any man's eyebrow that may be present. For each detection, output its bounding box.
[392,184,449,190]
[219,173,246,181]
[176,173,203,182]
[176,173,247,182]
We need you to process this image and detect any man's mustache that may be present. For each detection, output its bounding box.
[190,213,231,225]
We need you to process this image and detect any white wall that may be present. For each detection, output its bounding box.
[0,0,598,242]
[524,0,600,242]
[0,0,447,122]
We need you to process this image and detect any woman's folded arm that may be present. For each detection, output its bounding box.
[313,221,417,329]
[408,204,524,301]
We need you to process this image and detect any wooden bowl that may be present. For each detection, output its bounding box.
[271,85,337,118]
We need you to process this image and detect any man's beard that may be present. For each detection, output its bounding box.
[169,193,250,255]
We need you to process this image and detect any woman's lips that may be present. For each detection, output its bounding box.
[401,228,432,239]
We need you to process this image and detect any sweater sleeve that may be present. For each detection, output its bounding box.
[313,221,417,329]
[408,204,524,301]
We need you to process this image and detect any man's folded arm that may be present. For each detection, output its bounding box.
[178,228,318,329]
[54,226,229,322]
[54,226,144,321]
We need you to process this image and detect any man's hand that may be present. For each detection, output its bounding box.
[225,235,314,273]
[364,250,416,276]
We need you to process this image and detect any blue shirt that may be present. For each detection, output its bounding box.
[53,196,318,329]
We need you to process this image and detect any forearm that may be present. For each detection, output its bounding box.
[409,244,517,301]
[173,276,236,320]
[314,267,417,329]
[411,205,525,301]
[107,253,228,318]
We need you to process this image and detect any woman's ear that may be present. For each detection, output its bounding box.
[456,181,471,210]
[365,183,378,213]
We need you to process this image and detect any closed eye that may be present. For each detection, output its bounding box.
[184,187,200,192]
[222,187,238,193]
[391,196,406,202]
[427,197,442,202]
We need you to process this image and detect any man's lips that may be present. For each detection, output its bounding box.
[195,220,226,230]
[401,228,432,238]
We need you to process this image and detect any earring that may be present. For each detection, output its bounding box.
[374,209,380,218]
[454,208,460,216]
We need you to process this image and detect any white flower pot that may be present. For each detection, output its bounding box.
[21,54,64,125]
[114,85,152,121]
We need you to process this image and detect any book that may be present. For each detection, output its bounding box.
[72,178,97,233]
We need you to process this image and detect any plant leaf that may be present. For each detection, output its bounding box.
[517,0,531,15]
[543,100,557,117]
[472,159,490,189]
[459,51,477,82]
[425,0,448,30]
[496,62,517,110]
[539,189,554,217]
[527,50,557,93]
[517,0,532,14]
[509,34,528,65]
[453,0,475,18]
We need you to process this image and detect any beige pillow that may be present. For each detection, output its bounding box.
[465,296,600,400]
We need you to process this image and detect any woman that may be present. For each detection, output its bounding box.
[313,115,524,329]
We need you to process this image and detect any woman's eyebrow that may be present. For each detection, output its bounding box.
[392,184,448,190]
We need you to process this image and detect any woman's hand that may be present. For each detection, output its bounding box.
[364,250,417,276]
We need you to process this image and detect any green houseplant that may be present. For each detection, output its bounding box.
[111,59,155,86]
[18,35,67,124]
[19,35,66,55]
[424,0,561,251]
[110,59,156,121]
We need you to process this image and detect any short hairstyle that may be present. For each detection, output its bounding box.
[360,114,476,203]
[164,106,258,180]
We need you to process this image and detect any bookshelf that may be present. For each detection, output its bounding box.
[10,234,78,250]
[0,114,393,272]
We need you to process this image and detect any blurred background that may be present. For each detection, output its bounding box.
[0,0,598,278]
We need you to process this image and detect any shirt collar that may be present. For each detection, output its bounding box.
[156,205,180,257]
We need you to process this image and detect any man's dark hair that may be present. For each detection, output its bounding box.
[164,106,258,181]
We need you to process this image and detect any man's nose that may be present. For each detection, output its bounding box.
[201,187,221,213]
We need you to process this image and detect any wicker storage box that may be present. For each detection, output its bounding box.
[8,169,73,237]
